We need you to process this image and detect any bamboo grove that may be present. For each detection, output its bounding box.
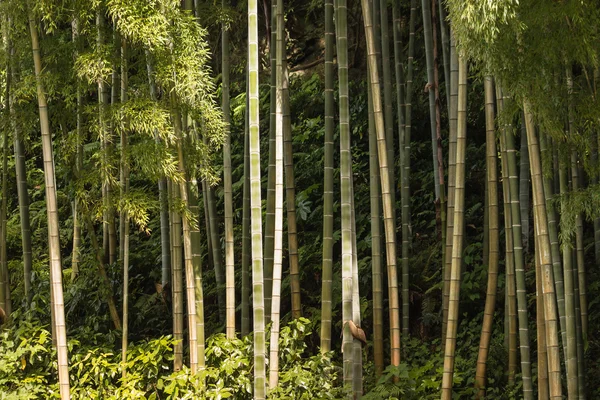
[0,0,599,399]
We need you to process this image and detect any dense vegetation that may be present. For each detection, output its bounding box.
[0,0,599,399]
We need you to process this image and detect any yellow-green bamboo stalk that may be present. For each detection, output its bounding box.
[28,5,70,396]
[361,0,401,366]
[222,0,235,339]
[441,54,467,400]
[523,101,562,399]
[474,77,499,398]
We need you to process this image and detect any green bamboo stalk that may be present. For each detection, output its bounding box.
[70,17,82,284]
[170,182,184,371]
[248,0,267,396]
[120,38,130,379]
[402,0,418,344]
[441,54,467,400]
[556,140,579,399]
[474,77,500,398]
[523,101,562,400]
[442,34,458,341]
[0,22,10,315]
[438,0,450,109]
[145,53,171,290]
[498,85,533,398]
[539,131,568,354]
[172,104,198,374]
[222,0,235,338]
[497,88,519,395]
[519,122,530,254]
[570,152,587,339]
[350,175,363,398]
[361,0,401,366]
[431,0,446,263]
[28,6,70,396]
[188,180,205,368]
[392,0,405,178]
[283,62,302,319]
[535,235,550,400]
[380,0,395,219]
[421,0,440,205]
[320,0,335,354]
[368,61,384,377]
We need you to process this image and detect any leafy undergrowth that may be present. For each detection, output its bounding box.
[0,317,345,399]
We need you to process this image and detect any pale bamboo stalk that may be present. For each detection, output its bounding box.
[269,0,285,386]
[441,54,467,400]
[523,101,562,399]
[222,0,235,338]
[28,6,70,395]
[249,0,267,396]
[264,0,278,322]
[361,0,401,366]
[442,33,458,341]
[368,64,384,377]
